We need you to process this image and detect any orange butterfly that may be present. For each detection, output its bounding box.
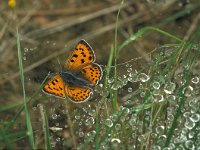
[42,40,103,103]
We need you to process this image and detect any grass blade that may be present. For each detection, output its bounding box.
[17,28,35,149]
[95,107,99,150]
[0,125,12,149]
[119,26,183,52]
[40,105,52,150]
[0,102,23,112]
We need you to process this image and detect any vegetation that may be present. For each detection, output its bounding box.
[1,0,200,149]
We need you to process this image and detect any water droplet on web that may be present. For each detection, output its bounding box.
[156,126,165,134]
[188,131,195,139]
[190,113,200,122]
[79,131,84,137]
[138,135,146,142]
[167,114,174,121]
[115,124,121,131]
[164,82,176,94]
[85,117,95,126]
[86,130,96,141]
[167,95,176,102]
[153,145,161,150]
[127,67,132,72]
[153,81,160,89]
[191,76,199,84]
[32,107,37,111]
[185,140,195,149]
[111,138,121,147]
[108,78,114,84]
[184,118,195,129]
[111,82,120,90]
[111,114,118,122]
[24,48,29,52]
[128,87,133,93]
[183,86,193,97]
[169,143,175,149]
[56,137,61,142]
[75,115,81,120]
[105,119,113,127]
[52,114,57,119]
[138,73,150,82]
[99,83,103,88]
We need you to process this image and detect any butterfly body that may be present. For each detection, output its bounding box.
[60,71,89,88]
[43,40,103,103]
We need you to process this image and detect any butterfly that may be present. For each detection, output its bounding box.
[42,39,103,103]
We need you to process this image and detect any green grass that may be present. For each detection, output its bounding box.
[17,28,35,149]
[1,0,200,149]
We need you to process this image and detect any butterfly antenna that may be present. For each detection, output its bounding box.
[56,57,63,72]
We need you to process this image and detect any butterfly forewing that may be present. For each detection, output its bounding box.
[64,40,95,71]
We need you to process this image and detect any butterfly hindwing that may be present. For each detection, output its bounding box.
[64,40,95,71]
[80,63,102,85]
[43,75,66,98]
[65,83,92,103]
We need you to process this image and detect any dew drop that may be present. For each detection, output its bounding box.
[164,82,176,94]
[85,117,95,126]
[127,67,132,72]
[99,83,103,88]
[52,114,57,119]
[138,135,146,142]
[105,119,113,127]
[153,81,160,89]
[24,48,29,52]
[111,114,118,122]
[79,131,84,137]
[75,115,81,120]
[56,137,61,142]
[111,138,121,147]
[153,145,161,150]
[138,73,150,82]
[184,118,195,129]
[32,107,37,111]
[115,124,121,131]
[87,130,96,139]
[191,76,199,84]
[108,78,114,84]
[156,126,165,134]
[128,87,133,93]
[183,86,193,97]
[167,95,176,102]
[188,131,195,139]
[190,113,200,122]
[185,140,195,149]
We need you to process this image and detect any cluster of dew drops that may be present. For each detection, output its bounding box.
[38,61,200,149]
[72,62,200,150]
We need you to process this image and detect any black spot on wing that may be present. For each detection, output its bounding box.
[81,59,85,64]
